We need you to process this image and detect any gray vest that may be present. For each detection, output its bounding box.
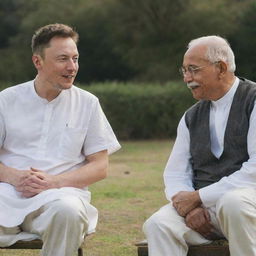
[185,78,256,190]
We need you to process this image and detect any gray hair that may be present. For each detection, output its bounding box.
[188,35,236,72]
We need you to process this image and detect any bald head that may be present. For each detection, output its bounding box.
[187,36,236,73]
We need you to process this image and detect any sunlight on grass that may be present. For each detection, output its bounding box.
[0,140,173,256]
[85,140,173,256]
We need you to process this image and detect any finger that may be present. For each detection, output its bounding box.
[198,223,213,234]
[31,167,40,172]
[22,185,43,195]
[24,182,46,189]
[33,173,46,180]
[177,206,186,217]
[204,209,211,222]
[30,168,45,179]
[27,173,46,183]
[172,201,179,210]
[25,179,47,188]
[186,221,196,230]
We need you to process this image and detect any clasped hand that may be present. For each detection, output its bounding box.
[172,191,201,217]
[172,191,217,240]
[13,168,57,198]
[185,207,217,239]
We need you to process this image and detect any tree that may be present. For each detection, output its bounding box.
[0,0,25,49]
[228,0,256,80]
[0,0,253,84]
[104,0,242,82]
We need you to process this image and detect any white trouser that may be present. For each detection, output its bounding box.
[143,188,256,256]
[20,196,89,256]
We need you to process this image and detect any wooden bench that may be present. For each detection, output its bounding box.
[135,239,230,256]
[0,239,84,256]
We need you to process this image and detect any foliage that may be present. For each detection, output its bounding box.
[0,0,23,49]
[0,0,255,83]
[85,81,196,139]
[0,80,195,140]
[105,0,190,82]
[72,0,135,83]
[229,1,256,81]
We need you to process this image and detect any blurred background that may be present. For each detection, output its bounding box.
[1,0,255,139]
[1,2,255,255]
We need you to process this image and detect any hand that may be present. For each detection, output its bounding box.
[9,168,41,189]
[185,207,215,239]
[15,168,59,198]
[172,191,201,217]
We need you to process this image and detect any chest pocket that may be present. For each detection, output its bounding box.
[58,127,85,160]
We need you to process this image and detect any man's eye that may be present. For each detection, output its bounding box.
[188,67,197,72]
[58,58,67,61]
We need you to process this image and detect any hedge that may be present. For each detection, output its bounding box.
[0,81,196,140]
[84,81,196,140]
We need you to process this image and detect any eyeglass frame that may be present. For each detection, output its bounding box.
[179,61,219,77]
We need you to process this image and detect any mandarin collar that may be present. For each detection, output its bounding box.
[30,79,66,104]
[211,77,239,109]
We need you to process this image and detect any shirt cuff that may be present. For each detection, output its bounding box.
[199,182,222,208]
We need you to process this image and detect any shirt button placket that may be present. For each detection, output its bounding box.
[39,103,53,156]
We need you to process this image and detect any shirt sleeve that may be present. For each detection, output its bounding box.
[199,102,256,207]
[163,114,194,201]
[82,99,121,156]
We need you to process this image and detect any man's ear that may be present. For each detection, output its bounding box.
[217,61,228,77]
[32,55,43,70]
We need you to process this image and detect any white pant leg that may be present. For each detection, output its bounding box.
[21,196,89,256]
[143,203,211,256]
[216,188,256,256]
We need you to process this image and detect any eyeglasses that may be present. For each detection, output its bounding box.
[179,62,218,77]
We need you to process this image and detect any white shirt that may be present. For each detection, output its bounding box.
[164,77,256,207]
[0,80,121,237]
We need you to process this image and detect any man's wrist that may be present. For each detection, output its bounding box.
[193,190,202,205]
[0,165,17,184]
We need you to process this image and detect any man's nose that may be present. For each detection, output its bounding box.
[67,59,77,70]
[183,72,193,83]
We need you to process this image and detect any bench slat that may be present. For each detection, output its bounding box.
[136,239,230,256]
[1,239,84,256]
[1,239,43,249]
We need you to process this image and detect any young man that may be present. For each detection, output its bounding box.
[0,23,121,256]
[144,35,256,256]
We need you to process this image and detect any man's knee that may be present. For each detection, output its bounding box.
[47,196,88,226]
[143,212,161,235]
[216,188,255,219]
[143,203,181,235]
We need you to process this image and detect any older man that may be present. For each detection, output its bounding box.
[0,23,120,256]
[143,35,256,256]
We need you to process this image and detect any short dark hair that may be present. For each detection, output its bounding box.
[31,23,79,56]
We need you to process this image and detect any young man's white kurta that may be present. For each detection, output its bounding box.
[0,80,121,246]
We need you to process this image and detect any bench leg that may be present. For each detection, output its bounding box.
[78,247,83,256]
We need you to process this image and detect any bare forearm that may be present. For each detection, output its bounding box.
[55,150,108,188]
[56,161,107,188]
[0,163,40,198]
[0,151,108,198]
[0,162,18,185]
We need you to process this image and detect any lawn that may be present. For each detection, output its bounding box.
[0,140,173,256]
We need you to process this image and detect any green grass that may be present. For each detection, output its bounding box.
[0,140,173,256]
